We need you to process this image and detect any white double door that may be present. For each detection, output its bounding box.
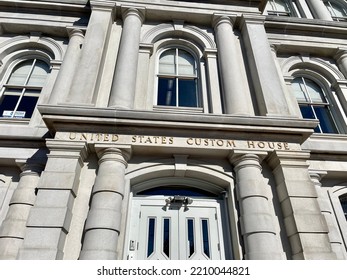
[128,198,225,260]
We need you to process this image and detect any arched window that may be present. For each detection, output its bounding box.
[291,76,338,133]
[340,195,347,221]
[324,0,347,21]
[265,0,293,16]
[0,59,49,119]
[156,48,200,108]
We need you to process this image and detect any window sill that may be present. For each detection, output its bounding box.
[153,106,204,114]
[0,118,30,125]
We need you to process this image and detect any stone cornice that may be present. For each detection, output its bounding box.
[0,0,89,13]
[264,16,347,38]
[37,104,318,144]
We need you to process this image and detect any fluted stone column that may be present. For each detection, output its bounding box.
[18,140,88,259]
[268,151,336,259]
[240,15,291,117]
[109,8,145,109]
[229,152,285,260]
[306,0,333,20]
[49,28,84,104]
[213,15,254,115]
[67,0,115,105]
[0,162,43,259]
[310,172,346,259]
[79,146,131,260]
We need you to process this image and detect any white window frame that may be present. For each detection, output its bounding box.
[265,0,298,17]
[154,45,203,113]
[329,187,347,251]
[289,66,347,134]
[324,0,347,21]
[0,57,49,121]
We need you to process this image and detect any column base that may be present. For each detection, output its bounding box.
[18,248,64,260]
[79,250,118,260]
[245,252,287,260]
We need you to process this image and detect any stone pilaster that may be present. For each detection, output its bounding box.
[240,15,291,117]
[270,44,302,118]
[17,140,88,259]
[49,28,84,104]
[310,172,346,259]
[212,15,254,116]
[335,49,347,79]
[134,43,153,110]
[204,48,223,114]
[306,0,333,20]
[0,162,43,259]
[67,0,115,105]
[332,49,347,115]
[268,151,336,259]
[79,145,131,259]
[109,8,145,109]
[229,152,285,260]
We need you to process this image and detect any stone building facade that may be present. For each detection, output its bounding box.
[0,0,347,260]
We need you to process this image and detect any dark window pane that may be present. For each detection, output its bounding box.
[178,79,197,107]
[300,105,320,133]
[157,78,176,106]
[201,219,210,258]
[340,196,347,221]
[163,218,170,258]
[147,218,156,258]
[0,95,20,117]
[299,105,315,119]
[314,106,338,134]
[187,219,195,258]
[17,96,39,118]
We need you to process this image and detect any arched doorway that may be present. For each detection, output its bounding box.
[126,185,230,260]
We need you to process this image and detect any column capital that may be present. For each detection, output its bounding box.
[121,7,146,24]
[15,160,44,175]
[335,48,347,62]
[94,144,132,163]
[309,170,328,182]
[203,48,218,58]
[139,43,154,55]
[229,150,267,165]
[212,14,236,29]
[270,43,281,54]
[50,60,62,70]
[66,27,85,39]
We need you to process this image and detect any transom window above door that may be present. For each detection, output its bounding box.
[156,48,200,108]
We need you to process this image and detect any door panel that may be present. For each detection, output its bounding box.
[133,200,224,260]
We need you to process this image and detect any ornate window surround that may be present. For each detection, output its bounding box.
[0,34,63,125]
[282,55,347,134]
[141,22,217,114]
